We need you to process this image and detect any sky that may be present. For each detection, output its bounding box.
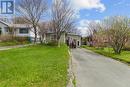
[48,0,130,36]
[65,0,130,36]
[1,0,130,36]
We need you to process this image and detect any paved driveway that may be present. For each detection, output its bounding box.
[71,48,130,87]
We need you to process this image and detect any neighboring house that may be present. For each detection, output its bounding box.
[10,24,39,41]
[66,33,81,47]
[46,32,81,47]
[0,20,10,35]
[0,20,37,41]
[0,20,82,47]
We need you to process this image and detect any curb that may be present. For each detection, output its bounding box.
[67,49,75,87]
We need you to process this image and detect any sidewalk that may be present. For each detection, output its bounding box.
[0,44,33,51]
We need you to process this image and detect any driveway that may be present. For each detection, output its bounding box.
[71,48,130,87]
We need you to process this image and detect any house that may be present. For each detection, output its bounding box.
[0,20,38,41]
[0,20,82,47]
[46,32,81,47]
[0,20,10,35]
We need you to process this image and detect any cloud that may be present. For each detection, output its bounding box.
[78,19,100,36]
[71,0,106,12]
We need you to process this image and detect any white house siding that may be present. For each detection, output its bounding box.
[0,21,41,42]
[0,22,9,35]
[11,24,40,42]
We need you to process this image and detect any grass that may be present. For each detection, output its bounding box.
[0,41,30,47]
[0,44,69,87]
[82,45,130,64]
[72,75,76,87]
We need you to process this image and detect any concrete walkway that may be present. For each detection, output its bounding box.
[71,48,130,87]
[0,44,32,51]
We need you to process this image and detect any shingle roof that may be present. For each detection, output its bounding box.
[0,20,10,26]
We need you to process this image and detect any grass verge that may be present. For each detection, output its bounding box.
[0,44,69,87]
[72,75,76,87]
[82,45,130,64]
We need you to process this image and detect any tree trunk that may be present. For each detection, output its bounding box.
[39,36,43,44]
[113,46,122,54]
[34,26,37,44]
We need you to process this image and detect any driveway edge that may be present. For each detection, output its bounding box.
[67,49,75,87]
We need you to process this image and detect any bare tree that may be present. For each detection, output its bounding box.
[87,21,99,36]
[8,25,16,39]
[38,22,49,44]
[68,27,81,35]
[51,0,74,46]
[105,16,130,54]
[17,0,47,43]
[87,21,103,47]
[12,17,27,24]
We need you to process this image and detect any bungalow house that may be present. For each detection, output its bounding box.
[0,20,38,41]
[46,32,81,47]
[0,20,10,35]
[0,20,81,47]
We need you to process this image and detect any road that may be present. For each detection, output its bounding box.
[71,48,130,87]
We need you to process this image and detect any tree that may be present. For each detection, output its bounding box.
[17,0,47,43]
[69,28,81,35]
[51,0,74,46]
[12,17,27,24]
[38,22,49,44]
[87,21,103,47]
[105,16,130,54]
[8,26,15,38]
[87,21,99,36]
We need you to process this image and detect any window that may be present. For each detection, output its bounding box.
[19,28,29,34]
[5,27,9,32]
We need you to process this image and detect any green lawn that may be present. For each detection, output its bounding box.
[82,46,130,64]
[0,44,69,87]
[0,41,30,47]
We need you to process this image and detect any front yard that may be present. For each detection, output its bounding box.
[82,46,130,64]
[0,44,69,87]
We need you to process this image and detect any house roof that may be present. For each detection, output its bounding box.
[0,20,32,28]
[10,24,32,28]
[67,33,81,37]
[0,20,10,26]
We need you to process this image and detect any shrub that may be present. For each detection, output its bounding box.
[47,40,58,46]
[15,36,30,42]
[0,35,14,42]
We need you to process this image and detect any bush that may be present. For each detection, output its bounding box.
[47,41,58,46]
[123,47,130,51]
[15,36,30,42]
[0,35,14,42]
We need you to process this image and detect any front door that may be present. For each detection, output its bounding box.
[78,41,80,47]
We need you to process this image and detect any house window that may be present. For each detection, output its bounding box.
[5,27,9,32]
[19,28,29,34]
